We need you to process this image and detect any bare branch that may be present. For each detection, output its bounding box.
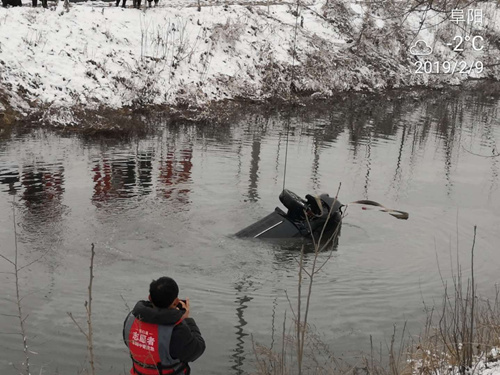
[11,197,31,374]
[67,312,89,340]
[0,253,15,267]
[120,294,131,312]
[462,145,500,158]
[87,243,96,375]
[0,313,19,318]
[284,289,297,321]
[18,249,52,272]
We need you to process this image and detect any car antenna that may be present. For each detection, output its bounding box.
[282,0,301,192]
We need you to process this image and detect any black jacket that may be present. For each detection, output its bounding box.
[124,300,206,363]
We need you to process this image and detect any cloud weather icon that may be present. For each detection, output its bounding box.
[410,40,433,56]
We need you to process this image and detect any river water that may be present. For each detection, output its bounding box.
[1,87,499,375]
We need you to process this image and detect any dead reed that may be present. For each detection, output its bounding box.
[68,243,96,375]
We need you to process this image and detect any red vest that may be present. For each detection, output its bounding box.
[124,313,188,375]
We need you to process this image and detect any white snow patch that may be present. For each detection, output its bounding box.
[350,3,363,14]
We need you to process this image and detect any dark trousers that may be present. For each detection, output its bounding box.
[2,0,22,6]
[115,0,158,8]
[32,0,48,7]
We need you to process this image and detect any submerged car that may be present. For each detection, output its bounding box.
[235,189,343,243]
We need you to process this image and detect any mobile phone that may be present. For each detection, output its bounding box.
[177,299,186,310]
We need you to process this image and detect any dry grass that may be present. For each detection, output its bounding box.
[68,244,96,375]
[407,288,500,375]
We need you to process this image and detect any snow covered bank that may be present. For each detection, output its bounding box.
[1,0,499,125]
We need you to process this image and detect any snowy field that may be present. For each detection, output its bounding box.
[0,0,499,124]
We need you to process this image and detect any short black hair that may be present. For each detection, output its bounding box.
[149,277,179,308]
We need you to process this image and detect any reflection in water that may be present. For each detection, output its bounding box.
[311,137,321,191]
[438,107,457,196]
[138,151,154,195]
[93,158,122,203]
[22,164,65,207]
[231,277,254,375]
[18,163,66,255]
[274,132,282,186]
[0,165,20,194]
[390,122,406,199]
[481,119,499,201]
[92,150,156,205]
[269,296,279,351]
[248,136,261,202]
[93,156,138,204]
[158,148,193,204]
[89,139,194,209]
[35,89,500,214]
[364,136,372,200]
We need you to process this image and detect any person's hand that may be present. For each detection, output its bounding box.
[179,298,190,320]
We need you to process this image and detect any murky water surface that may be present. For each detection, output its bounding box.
[1,88,500,374]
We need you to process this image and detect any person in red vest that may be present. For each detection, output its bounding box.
[123,277,205,375]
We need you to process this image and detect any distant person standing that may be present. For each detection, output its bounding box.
[116,0,126,7]
[123,277,206,375]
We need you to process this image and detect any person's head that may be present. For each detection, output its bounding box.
[149,276,179,309]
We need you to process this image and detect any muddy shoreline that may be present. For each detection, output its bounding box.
[1,79,499,136]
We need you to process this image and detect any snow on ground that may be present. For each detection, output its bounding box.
[410,348,500,375]
[474,357,500,375]
[1,0,344,113]
[0,0,499,125]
